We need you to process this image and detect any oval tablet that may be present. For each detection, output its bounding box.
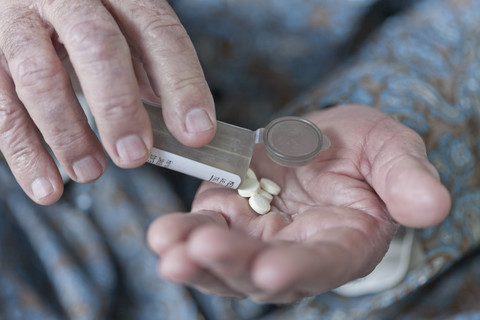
[249,193,271,215]
[256,189,273,202]
[238,178,260,197]
[246,168,257,181]
[259,178,281,195]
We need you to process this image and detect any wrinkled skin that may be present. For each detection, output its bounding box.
[148,105,451,303]
[0,0,216,205]
[0,0,452,306]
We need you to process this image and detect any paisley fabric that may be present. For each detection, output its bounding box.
[1,0,479,319]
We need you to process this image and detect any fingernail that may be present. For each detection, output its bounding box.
[185,108,214,133]
[72,156,104,182]
[31,177,55,200]
[116,134,148,163]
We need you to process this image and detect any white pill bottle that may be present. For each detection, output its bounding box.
[144,100,330,189]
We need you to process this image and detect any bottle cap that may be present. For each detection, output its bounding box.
[262,116,329,167]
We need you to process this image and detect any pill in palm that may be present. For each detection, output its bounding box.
[239,168,282,215]
[257,189,273,202]
[246,168,257,180]
[259,178,281,195]
[248,193,271,215]
[237,178,260,197]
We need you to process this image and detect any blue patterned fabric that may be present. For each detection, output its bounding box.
[1,0,479,319]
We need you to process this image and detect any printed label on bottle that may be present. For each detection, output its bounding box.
[147,148,241,189]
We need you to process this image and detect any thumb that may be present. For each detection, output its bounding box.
[370,126,451,228]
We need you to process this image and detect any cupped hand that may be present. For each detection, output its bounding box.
[147,105,451,303]
[0,0,215,205]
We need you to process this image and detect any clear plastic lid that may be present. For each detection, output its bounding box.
[256,116,330,167]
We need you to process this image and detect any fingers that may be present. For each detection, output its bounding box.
[250,245,330,301]
[0,6,89,204]
[251,221,384,296]
[306,105,450,228]
[183,225,371,303]
[147,211,227,255]
[151,220,263,299]
[147,206,391,302]
[160,244,245,298]
[148,212,244,297]
[0,7,107,186]
[105,0,216,147]
[40,0,152,168]
[0,0,215,206]
[367,117,451,228]
[187,226,264,295]
[0,60,64,204]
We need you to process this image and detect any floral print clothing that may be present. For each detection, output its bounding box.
[1,0,479,319]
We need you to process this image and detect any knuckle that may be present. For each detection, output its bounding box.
[33,109,92,153]
[0,101,46,174]
[406,127,425,145]
[8,143,38,174]
[8,144,40,175]
[125,2,193,55]
[141,16,193,55]
[0,99,24,134]
[93,95,141,122]
[170,74,206,93]
[389,123,426,154]
[13,54,63,90]
[45,126,91,153]
[0,21,64,91]
[0,8,35,52]
[143,16,184,37]
[0,120,39,173]
[66,20,124,60]
[1,10,46,59]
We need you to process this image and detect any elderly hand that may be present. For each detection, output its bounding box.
[147,105,451,303]
[0,0,215,205]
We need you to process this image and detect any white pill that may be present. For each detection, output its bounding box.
[260,178,281,195]
[249,193,271,215]
[237,178,260,197]
[256,189,273,202]
[246,168,257,181]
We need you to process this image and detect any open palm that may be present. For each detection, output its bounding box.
[147,105,450,303]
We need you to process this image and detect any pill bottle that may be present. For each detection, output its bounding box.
[144,100,330,189]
